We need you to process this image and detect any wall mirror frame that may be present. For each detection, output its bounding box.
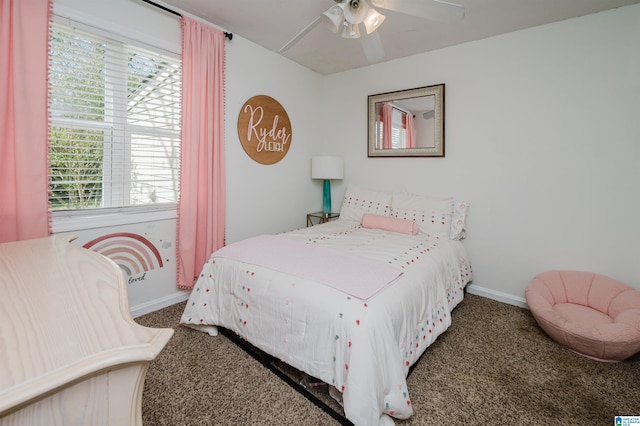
[368,84,445,157]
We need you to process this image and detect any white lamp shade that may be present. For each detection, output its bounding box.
[364,8,385,34]
[321,4,345,34]
[341,22,361,39]
[311,156,344,180]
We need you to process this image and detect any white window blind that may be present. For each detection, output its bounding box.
[48,21,181,211]
[391,108,406,149]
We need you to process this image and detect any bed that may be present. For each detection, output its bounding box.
[180,185,472,425]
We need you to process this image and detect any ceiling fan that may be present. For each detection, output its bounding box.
[279,0,465,62]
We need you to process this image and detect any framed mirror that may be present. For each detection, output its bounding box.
[368,84,444,157]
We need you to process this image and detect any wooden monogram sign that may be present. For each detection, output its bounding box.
[237,95,292,165]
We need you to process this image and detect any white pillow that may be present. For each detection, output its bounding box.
[391,192,454,238]
[450,200,470,240]
[339,184,392,221]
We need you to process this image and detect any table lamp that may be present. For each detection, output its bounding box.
[311,156,343,215]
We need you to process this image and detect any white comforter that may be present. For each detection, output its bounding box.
[180,220,473,425]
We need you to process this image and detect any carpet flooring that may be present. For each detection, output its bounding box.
[136,293,640,425]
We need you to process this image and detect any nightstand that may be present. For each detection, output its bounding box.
[307,212,340,227]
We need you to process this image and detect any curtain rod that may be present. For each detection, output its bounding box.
[141,0,233,41]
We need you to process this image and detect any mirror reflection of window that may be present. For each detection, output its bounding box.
[375,98,435,150]
[368,84,444,157]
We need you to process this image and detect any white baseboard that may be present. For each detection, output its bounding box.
[130,290,190,318]
[466,284,529,309]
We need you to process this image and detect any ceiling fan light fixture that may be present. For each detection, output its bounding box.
[321,4,345,34]
[341,22,361,39]
[280,0,466,63]
[343,0,369,24]
[363,8,385,34]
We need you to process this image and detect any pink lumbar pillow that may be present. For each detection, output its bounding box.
[361,213,418,235]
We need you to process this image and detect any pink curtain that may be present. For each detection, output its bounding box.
[381,102,393,150]
[0,0,51,243]
[177,17,226,289]
[405,113,415,148]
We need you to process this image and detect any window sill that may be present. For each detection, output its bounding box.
[51,205,178,233]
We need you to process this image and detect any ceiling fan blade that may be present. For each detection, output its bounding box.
[361,30,385,63]
[370,0,465,23]
[278,16,322,53]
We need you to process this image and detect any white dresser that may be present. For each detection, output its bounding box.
[0,235,173,426]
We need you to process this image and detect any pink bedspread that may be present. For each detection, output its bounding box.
[214,234,403,300]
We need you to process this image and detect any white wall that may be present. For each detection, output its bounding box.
[52,0,640,311]
[224,37,325,243]
[320,4,640,304]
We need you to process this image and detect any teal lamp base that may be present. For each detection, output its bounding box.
[322,179,332,215]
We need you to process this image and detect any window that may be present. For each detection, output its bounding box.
[48,21,181,212]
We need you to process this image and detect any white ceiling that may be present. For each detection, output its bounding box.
[158,0,639,75]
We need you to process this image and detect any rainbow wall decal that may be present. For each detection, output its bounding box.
[83,232,164,276]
